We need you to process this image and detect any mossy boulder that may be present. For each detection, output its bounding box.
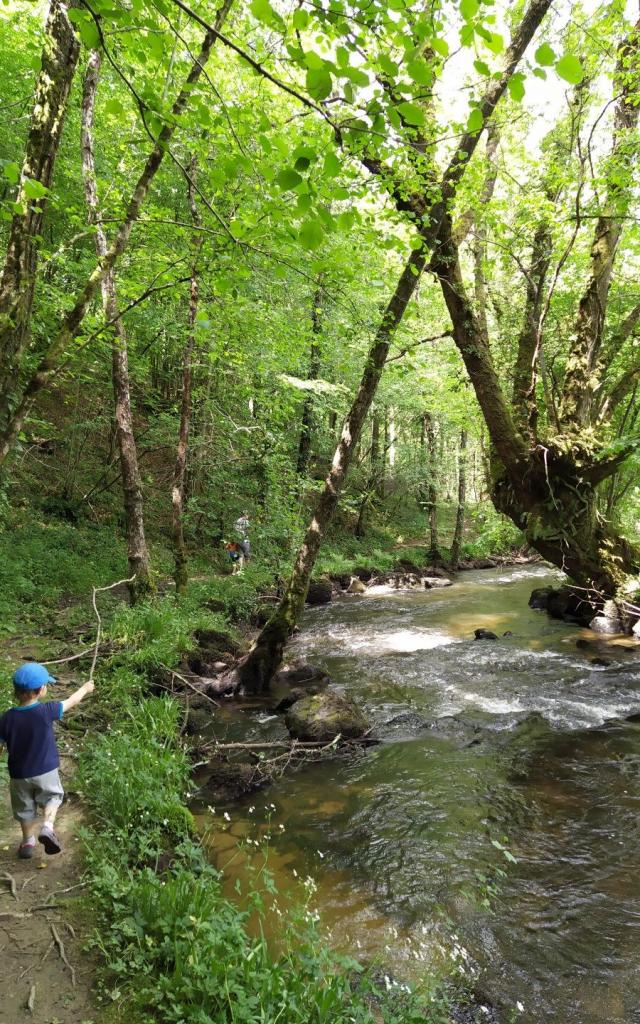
[285,691,369,742]
[306,577,333,605]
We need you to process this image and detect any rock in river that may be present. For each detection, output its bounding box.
[306,577,333,605]
[285,691,370,742]
[474,628,498,640]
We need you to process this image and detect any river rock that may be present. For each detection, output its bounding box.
[546,586,598,625]
[195,756,268,804]
[275,662,330,688]
[474,628,498,640]
[285,692,370,742]
[590,657,613,668]
[352,567,374,582]
[347,577,367,594]
[424,576,453,588]
[529,586,554,610]
[377,711,431,740]
[274,684,326,712]
[306,577,333,605]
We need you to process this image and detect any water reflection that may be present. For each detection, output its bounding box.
[198,566,640,1023]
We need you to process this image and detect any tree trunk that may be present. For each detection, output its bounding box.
[423,412,439,560]
[0,0,80,424]
[296,280,324,478]
[450,430,467,569]
[0,0,235,468]
[81,50,152,603]
[233,248,427,692]
[172,155,202,596]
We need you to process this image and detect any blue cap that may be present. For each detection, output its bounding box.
[13,663,57,690]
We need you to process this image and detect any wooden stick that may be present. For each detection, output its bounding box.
[204,736,376,751]
[50,922,76,987]
[27,984,36,1015]
[90,575,135,681]
[40,647,94,667]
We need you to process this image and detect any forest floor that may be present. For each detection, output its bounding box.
[0,780,97,1024]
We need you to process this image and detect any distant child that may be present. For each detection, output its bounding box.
[225,540,245,574]
[0,663,94,859]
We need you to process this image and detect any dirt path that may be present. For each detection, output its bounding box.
[0,768,98,1023]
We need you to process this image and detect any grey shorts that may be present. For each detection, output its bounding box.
[9,769,64,822]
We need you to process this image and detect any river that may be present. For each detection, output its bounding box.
[198,566,640,1023]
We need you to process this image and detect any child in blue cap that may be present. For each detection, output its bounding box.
[0,663,94,859]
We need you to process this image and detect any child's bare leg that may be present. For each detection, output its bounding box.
[43,801,60,827]
[20,819,36,842]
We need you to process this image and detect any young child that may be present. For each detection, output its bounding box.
[0,662,94,859]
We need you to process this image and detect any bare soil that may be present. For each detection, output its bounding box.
[0,767,99,1024]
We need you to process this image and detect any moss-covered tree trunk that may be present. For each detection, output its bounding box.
[0,0,80,426]
[81,50,152,603]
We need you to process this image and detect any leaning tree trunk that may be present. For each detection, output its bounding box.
[229,0,553,692]
[233,249,427,692]
[0,0,235,468]
[81,50,152,603]
[172,155,203,595]
[0,0,80,426]
[449,429,467,569]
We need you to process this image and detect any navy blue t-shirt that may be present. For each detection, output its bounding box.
[0,701,63,779]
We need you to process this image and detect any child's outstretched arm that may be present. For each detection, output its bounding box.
[61,680,95,714]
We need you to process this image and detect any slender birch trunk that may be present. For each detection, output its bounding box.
[424,412,439,561]
[296,280,324,478]
[0,0,235,468]
[172,155,203,595]
[0,0,80,424]
[450,430,467,570]
[80,50,152,603]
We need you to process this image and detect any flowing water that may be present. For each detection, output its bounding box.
[198,566,640,1023]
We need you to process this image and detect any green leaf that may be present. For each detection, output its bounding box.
[3,162,19,185]
[556,53,584,85]
[508,74,525,102]
[535,42,556,66]
[77,18,100,49]
[294,156,311,172]
[303,50,326,70]
[533,67,547,80]
[466,107,483,133]
[23,178,48,200]
[323,151,341,177]
[343,65,369,87]
[292,9,308,29]
[396,101,426,126]
[484,32,504,55]
[407,59,432,85]
[431,36,449,58]
[379,55,398,77]
[460,0,479,20]
[306,66,332,101]
[474,59,490,76]
[250,0,283,29]
[104,97,125,116]
[299,219,324,249]
[276,168,303,190]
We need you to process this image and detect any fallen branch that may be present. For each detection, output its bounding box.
[159,663,220,707]
[26,984,36,1015]
[50,922,76,987]
[1,872,18,900]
